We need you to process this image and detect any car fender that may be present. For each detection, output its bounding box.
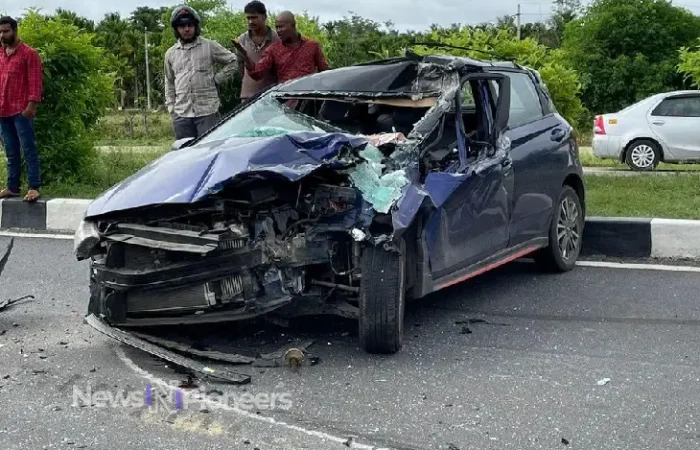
[619,132,674,162]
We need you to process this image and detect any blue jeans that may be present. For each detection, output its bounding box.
[0,113,41,192]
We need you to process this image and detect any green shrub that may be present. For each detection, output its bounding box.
[17,10,114,185]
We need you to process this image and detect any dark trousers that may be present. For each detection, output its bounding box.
[0,113,41,192]
[172,112,221,140]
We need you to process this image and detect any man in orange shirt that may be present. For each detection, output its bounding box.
[233,11,328,85]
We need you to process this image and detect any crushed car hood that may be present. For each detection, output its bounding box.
[85,132,369,219]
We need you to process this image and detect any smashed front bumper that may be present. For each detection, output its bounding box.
[90,222,341,327]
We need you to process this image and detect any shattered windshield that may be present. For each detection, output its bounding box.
[198,94,343,144]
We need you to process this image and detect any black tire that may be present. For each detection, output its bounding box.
[358,242,406,354]
[625,139,660,171]
[534,185,584,273]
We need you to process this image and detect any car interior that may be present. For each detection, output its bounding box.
[277,78,497,165]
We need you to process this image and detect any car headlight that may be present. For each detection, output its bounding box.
[74,219,101,261]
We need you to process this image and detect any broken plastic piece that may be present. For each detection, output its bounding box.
[597,378,611,386]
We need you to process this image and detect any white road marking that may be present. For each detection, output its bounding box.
[115,347,386,450]
[577,260,700,273]
[0,230,73,240]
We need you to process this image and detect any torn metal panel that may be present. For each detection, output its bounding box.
[408,84,460,140]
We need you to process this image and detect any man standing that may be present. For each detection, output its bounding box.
[234,1,279,102]
[233,11,328,85]
[164,5,239,140]
[0,16,42,202]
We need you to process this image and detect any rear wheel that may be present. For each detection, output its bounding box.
[358,243,406,354]
[625,139,660,171]
[534,185,583,272]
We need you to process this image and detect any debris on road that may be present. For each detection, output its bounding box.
[561,437,570,445]
[284,347,304,372]
[253,340,315,368]
[0,295,35,313]
[455,318,509,326]
[0,238,33,315]
[86,314,251,385]
[87,314,319,382]
[597,378,611,386]
[131,332,257,365]
[0,238,13,277]
[460,326,472,335]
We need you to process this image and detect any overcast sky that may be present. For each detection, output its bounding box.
[5,0,700,31]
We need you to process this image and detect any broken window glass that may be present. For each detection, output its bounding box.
[198,95,343,144]
[348,144,410,214]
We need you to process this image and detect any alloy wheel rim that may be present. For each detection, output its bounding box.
[631,145,655,168]
[557,197,580,261]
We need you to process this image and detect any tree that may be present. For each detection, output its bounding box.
[16,10,114,184]
[323,14,404,68]
[678,40,700,88]
[53,9,95,32]
[563,0,700,115]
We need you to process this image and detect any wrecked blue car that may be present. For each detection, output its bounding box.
[74,52,586,354]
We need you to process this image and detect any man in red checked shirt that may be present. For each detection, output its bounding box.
[233,11,328,85]
[0,16,43,202]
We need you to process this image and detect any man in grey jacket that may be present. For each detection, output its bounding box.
[164,5,238,140]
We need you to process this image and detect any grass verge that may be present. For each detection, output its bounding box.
[0,149,167,199]
[579,147,700,171]
[1,150,699,220]
[584,174,700,219]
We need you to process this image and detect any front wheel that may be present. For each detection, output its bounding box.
[534,185,584,272]
[358,243,406,354]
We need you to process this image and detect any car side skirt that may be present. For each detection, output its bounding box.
[430,238,548,293]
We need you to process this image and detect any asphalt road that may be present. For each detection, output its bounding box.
[2,236,700,450]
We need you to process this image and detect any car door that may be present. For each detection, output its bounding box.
[485,69,570,248]
[423,73,514,282]
[647,94,700,160]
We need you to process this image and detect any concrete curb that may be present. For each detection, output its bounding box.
[582,216,700,259]
[0,199,698,260]
[0,198,92,233]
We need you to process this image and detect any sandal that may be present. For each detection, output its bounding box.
[0,188,19,199]
[23,189,40,202]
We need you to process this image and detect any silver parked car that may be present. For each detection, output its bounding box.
[592,90,700,170]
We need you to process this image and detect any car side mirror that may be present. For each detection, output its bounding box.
[171,137,195,151]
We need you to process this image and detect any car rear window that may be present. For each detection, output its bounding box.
[651,96,700,117]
